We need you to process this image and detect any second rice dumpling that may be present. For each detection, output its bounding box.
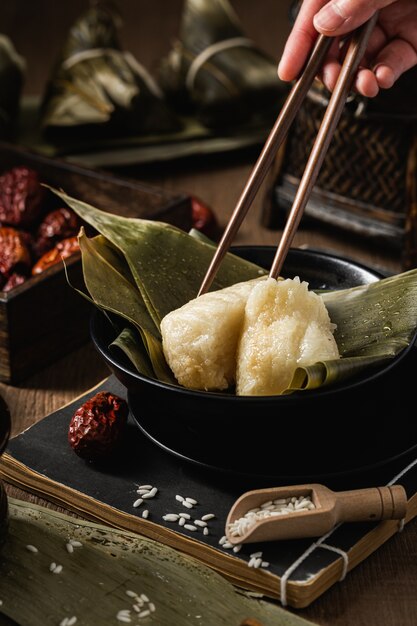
[158,0,287,129]
[40,3,180,140]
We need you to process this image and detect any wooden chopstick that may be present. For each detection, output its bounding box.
[198,13,378,295]
[269,12,379,279]
[197,33,332,296]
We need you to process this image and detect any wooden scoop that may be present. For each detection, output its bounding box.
[225,483,407,544]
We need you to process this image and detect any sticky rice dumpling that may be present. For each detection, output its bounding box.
[40,3,180,139]
[236,277,340,396]
[161,276,340,395]
[0,35,25,140]
[158,0,286,129]
[161,279,258,391]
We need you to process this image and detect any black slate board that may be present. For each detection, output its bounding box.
[3,375,417,609]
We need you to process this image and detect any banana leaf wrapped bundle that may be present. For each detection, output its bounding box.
[40,3,180,141]
[0,35,25,140]
[158,0,287,130]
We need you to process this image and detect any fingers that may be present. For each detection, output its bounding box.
[278,0,329,81]
[314,0,397,35]
[373,38,417,88]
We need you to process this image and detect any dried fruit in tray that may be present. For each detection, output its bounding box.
[0,165,81,291]
[31,236,80,276]
[68,391,128,462]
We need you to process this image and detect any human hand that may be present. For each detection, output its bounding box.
[278,0,417,97]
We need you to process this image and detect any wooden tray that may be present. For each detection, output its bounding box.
[0,142,192,384]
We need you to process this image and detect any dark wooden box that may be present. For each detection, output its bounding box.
[0,142,192,384]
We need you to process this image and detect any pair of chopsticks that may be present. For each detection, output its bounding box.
[198,12,379,296]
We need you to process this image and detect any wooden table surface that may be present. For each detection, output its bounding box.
[1,2,416,625]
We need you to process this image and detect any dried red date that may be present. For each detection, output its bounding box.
[2,272,27,292]
[0,227,31,279]
[34,207,80,257]
[68,391,128,461]
[191,196,219,240]
[31,235,79,275]
[0,166,44,228]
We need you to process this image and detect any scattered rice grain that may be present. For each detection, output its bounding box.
[142,487,157,499]
[194,520,207,527]
[26,545,38,553]
[163,513,180,522]
[184,524,197,531]
[116,610,131,623]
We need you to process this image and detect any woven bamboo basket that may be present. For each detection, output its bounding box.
[262,62,417,270]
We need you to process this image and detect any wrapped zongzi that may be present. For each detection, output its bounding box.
[158,0,287,129]
[40,3,180,140]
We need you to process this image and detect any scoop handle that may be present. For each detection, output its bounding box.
[335,485,407,523]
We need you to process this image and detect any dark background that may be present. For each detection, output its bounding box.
[0,0,293,96]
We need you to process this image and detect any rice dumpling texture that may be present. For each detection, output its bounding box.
[158,0,286,129]
[40,4,180,139]
[161,279,259,391]
[236,278,340,396]
[0,35,25,140]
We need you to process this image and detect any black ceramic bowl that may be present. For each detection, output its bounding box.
[90,247,417,481]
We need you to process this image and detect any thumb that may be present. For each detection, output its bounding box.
[314,0,395,35]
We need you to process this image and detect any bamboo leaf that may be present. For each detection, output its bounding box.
[110,327,155,379]
[50,187,267,324]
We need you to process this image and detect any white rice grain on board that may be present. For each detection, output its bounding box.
[163,514,180,522]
